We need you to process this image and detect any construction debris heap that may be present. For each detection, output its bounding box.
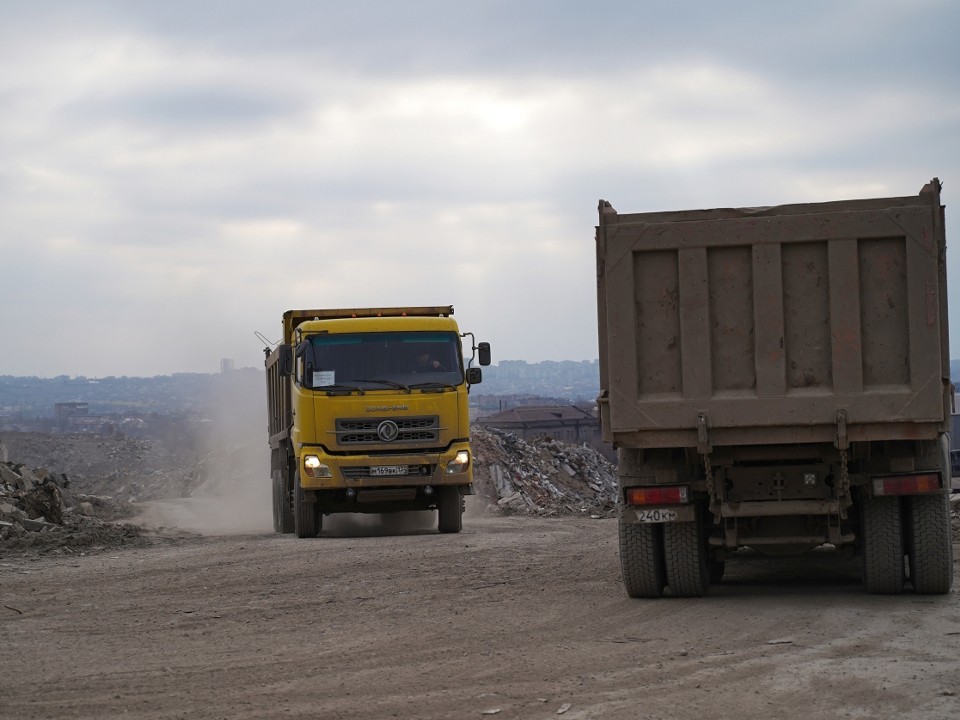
[0,460,145,552]
[470,427,618,517]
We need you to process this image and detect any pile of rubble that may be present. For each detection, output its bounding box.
[0,427,619,553]
[470,427,619,517]
[1,432,196,503]
[0,459,146,554]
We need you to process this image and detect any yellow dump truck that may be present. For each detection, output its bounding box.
[265,306,490,537]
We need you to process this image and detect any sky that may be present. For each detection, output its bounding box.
[1,0,959,378]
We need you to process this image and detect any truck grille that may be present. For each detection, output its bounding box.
[335,416,440,445]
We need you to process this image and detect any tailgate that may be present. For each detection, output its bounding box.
[596,181,948,447]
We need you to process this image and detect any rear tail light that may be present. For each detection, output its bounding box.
[625,486,688,506]
[872,473,942,496]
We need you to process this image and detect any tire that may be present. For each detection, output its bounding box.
[618,515,666,598]
[861,495,904,594]
[272,470,294,534]
[437,486,463,534]
[907,494,953,594]
[664,511,710,598]
[293,471,321,538]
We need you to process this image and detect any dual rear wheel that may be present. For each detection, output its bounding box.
[272,468,294,534]
[619,505,713,598]
[862,492,953,595]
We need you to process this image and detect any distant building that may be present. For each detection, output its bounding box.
[54,402,89,431]
[220,358,235,374]
[476,404,615,462]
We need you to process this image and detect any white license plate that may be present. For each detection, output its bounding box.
[636,508,679,523]
[370,465,408,477]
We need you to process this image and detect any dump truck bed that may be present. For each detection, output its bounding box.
[596,179,949,449]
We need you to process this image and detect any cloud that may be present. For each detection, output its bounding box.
[1,1,958,376]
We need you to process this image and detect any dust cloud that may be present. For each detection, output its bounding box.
[134,369,487,537]
[134,370,272,536]
[136,371,460,537]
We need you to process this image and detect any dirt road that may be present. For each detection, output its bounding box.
[2,511,959,720]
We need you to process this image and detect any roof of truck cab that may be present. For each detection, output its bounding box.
[282,305,454,341]
[293,314,460,338]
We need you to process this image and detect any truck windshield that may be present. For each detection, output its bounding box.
[303,331,464,390]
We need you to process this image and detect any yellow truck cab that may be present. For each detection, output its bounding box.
[265,306,490,537]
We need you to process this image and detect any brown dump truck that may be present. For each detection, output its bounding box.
[596,178,953,597]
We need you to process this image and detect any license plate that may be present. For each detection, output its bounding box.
[636,508,679,523]
[369,465,408,477]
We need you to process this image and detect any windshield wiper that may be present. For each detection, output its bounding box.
[407,381,456,391]
[366,378,411,392]
[317,383,366,395]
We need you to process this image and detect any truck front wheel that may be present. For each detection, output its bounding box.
[861,495,904,594]
[293,471,321,538]
[437,486,463,533]
[618,515,666,598]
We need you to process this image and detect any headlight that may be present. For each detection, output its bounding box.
[445,450,470,475]
[303,454,332,478]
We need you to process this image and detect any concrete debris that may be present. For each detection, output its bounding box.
[0,460,143,555]
[0,432,195,504]
[470,427,619,517]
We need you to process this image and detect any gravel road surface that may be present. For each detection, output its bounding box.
[2,512,959,720]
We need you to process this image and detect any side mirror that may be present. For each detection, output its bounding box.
[278,345,293,376]
[295,341,319,385]
[477,342,491,367]
[466,367,483,384]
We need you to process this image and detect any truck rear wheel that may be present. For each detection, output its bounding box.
[861,495,904,594]
[663,510,710,597]
[293,471,321,538]
[272,470,294,534]
[437,486,463,533]
[906,494,953,594]
[618,515,666,598]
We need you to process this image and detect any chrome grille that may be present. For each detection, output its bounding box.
[335,416,440,445]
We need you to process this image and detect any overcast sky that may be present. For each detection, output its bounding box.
[1,0,958,378]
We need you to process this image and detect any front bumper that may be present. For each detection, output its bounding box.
[298,443,473,490]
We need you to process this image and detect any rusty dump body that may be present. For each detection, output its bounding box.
[597,179,954,598]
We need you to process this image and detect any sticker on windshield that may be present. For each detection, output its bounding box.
[314,371,335,387]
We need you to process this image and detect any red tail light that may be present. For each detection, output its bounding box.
[872,474,942,496]
[625,486,688,506]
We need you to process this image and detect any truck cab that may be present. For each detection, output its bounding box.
[266,306,490,537]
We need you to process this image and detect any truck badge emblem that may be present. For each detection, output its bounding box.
[377,420,399,442]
